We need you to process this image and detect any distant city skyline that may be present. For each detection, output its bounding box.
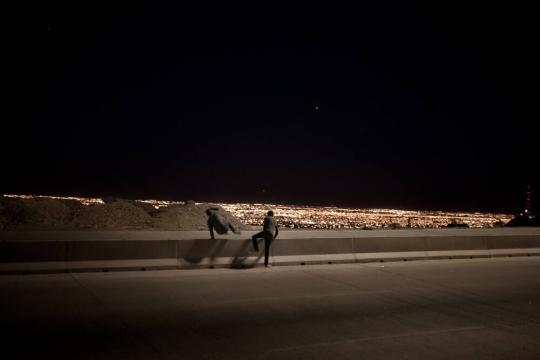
[2,194,513,229]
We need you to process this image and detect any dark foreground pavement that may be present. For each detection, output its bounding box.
[2,258,540,359]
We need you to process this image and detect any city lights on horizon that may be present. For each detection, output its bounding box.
[2,194,514,229]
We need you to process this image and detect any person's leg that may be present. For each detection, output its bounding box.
[264,232,273,266]
[251,231,265,251]
[228,223,241,234]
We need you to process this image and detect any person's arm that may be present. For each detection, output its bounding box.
[274,224,279,239]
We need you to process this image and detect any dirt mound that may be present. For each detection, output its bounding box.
[152,202,246,230]
[0,197,82,230]
[72,200,153,230]
[0,197,246,231]
[505,214,540,227]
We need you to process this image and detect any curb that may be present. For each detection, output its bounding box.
[2,248,540,275]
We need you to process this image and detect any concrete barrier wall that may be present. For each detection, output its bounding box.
[273,237,353,256]
[67,240,177,261]
[0,242,67,262]
[1,234,540,262]
[424,236,488,251]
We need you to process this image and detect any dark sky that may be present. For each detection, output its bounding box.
[2,3,539,212]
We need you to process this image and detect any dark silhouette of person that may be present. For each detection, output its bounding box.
[206,208,241,239]
[251,210,279,267]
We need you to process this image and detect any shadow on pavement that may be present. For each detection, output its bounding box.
[183,238,263,269]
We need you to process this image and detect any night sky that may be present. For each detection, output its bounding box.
[2,3,539,213]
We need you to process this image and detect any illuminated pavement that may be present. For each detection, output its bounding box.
[2,257,540,359]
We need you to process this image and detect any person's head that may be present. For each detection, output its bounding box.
[206,209,212,216]
[267,210,274,216]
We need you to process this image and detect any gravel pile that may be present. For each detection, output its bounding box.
[0,197,81,230]
[0,196,246,231]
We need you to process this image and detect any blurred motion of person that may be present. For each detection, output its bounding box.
[251,210,279,267]
[206,208,241,239]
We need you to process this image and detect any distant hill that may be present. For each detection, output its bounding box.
[505,214,539,227]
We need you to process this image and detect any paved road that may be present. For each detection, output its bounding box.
[2,258,540,359]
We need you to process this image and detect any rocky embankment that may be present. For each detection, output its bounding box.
[0,197,246,231]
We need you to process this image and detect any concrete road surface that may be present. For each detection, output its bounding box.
[1,258,540,359]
